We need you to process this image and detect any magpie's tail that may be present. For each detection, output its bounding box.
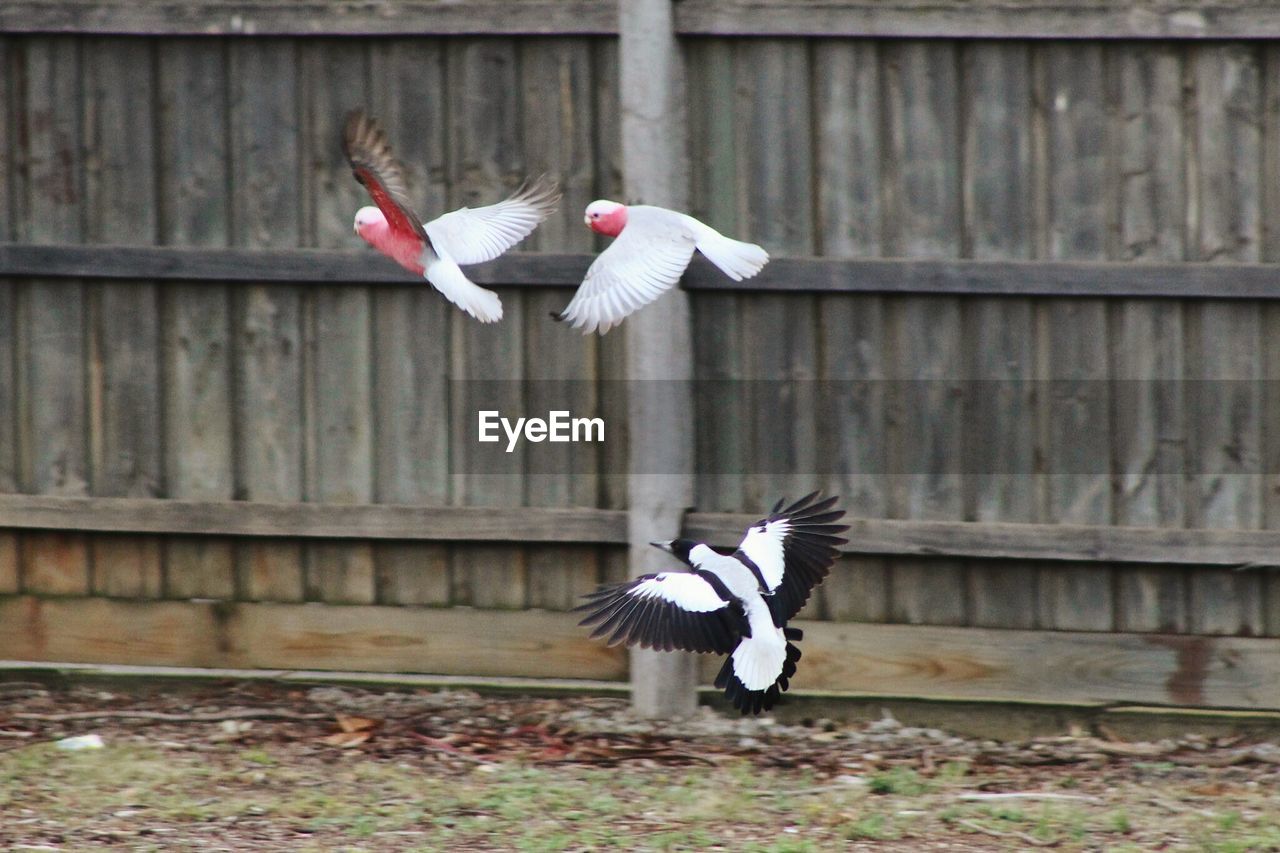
[715,633,804,716]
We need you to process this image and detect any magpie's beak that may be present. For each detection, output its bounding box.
[649,540,674,553]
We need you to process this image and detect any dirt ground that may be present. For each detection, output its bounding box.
[2,680,1279,851]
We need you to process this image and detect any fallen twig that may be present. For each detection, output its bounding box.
[957,791,1100,804]
[955,818,1060,847]
[14,709,329,723]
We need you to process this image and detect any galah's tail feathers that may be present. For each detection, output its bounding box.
[424,258,503,324]
[693,228,770,281]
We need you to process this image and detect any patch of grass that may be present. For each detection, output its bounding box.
[845,813,894,841]
[1109,810,1132,834]
[867,767,930,796]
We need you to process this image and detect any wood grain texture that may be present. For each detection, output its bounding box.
[0,38,17,593]
[366,39,453,607]
[685,511,1280,568]
[0,1,619,35]
[882,41,965,627]
[19,37,90,595]
[521,38,602,611]
[84,39,164,599]
[787,620,1280,708]
[229,39,305,602]
[675,1,1280,40]
[1186,44,1265,635]
[687,39,746,513]
[961,42,1037,630]
[0,596,626,680]
[1111,44,1188,633]
[10,244,1280,299]
[300,40,375,605]
[1036,43,1113,632]
[445,38,528,610]
[157,38,236,600]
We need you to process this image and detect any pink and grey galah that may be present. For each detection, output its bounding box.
[552,201,770,334]
[343,111,559,323]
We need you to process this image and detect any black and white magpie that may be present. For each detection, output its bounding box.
[575,493,848,714]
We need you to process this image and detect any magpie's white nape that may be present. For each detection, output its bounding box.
[576,492,848,715]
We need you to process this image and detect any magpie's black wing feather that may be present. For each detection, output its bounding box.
[574,572,743,655]
[736,492,849,622]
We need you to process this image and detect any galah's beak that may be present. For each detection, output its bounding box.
[649,540,673,553]
[584,215,592,226]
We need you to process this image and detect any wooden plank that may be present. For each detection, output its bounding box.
[811,39,886,623]
[735,40,818,514]
[300,40,375,605]
[960,41,1037,629]
[445,38,528,611]
[1036,43,1113,632]
[156,38,236,600]
[368,38,452,608]
[83,38,164,599]
[882,40,966,627]
[10,243,1280,300]
[686,511,1280,568]
[0,36,18,593]
[591,36,629,517]
[520,38,602,611]
[1111,44,1188,633]
[1265,44,1280,634]
[229,39,305,602]
[674,1,1280,40]
[686,39,745,513]
[0,495,628,543]
[1186,44,1265,636]
[12,494,1280,567]
[789,620,1280,709]
[0,1,619,36]
[9,0,1280,40]
[0,596,626,681]
[18,37,90,596]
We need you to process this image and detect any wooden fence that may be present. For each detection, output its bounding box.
[4,0,1280,712]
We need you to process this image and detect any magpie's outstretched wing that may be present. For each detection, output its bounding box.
[735,492,849,623]
[575,571,747,654]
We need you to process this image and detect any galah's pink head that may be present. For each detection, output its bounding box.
[353,205,386,243]
[584,200,627,237]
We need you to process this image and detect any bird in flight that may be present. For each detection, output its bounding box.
[343,110,559,323]
[575,493,847,714]
[552,201,769,334]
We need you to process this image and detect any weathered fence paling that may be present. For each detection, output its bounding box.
[3,2,1280,711]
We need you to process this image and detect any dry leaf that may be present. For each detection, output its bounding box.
[336,715,380,733]
[320,730,372,748]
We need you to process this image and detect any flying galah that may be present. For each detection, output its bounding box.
[551,201,769,334]
[343,111,559,323]
[575,493,848,715]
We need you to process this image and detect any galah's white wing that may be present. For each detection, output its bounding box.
[574,571,746,654]
[555,208,697,335]
[425,178,560,267]
[735,492,849,622]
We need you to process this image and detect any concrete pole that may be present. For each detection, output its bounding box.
[619,0,699,718]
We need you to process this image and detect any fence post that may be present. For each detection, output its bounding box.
[619,0,699,717]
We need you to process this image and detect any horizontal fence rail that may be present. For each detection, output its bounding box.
[5,495,1280,568]
[5,244,1280,299]
[1,596,1273,709]
[5,0,1280,39]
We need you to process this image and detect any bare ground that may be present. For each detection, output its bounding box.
[2,680,1279,851]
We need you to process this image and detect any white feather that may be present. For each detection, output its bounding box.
[425,180,558,267]
[424,258,503,323]
[629,572,730,613]
[731,602,787,691]
[737,518,792,592]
